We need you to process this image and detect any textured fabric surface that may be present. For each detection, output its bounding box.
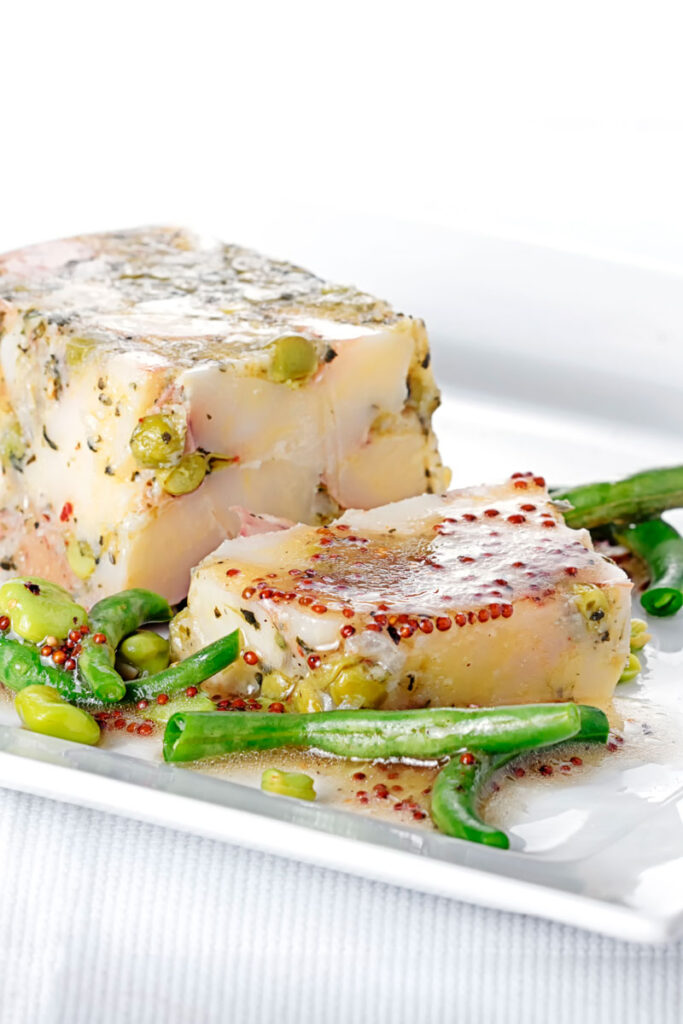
[0,788,681,1024]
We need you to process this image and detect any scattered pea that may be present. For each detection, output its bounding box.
[268,335,318,383]
[129,413,186,469]
[618,652,642,684]
[630,619,652,652]
[161,452,207,496]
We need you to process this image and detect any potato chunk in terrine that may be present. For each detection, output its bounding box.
[0,227,448,602]
[172,474,632,710]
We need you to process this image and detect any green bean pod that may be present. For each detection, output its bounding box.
[552,465,683,530]
[78,589,172,702]
[0,636,89,702]
[614,519,683,617]
[163,703,595,764]
[430,705,609,847]
[126,631,240,702]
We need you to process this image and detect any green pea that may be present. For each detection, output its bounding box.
[119,630,170,677]
[261,768,316,801]
[129,413,186,469]
[0,577,87,644]
[161,452,207,496]
[268,335,318,383]
[15,685,100,745]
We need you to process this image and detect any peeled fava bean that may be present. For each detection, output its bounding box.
[129,412,186,469]
[15,685,100,745]
[118,630,170,676]
[0,577,87,644]
[261,768,316,801]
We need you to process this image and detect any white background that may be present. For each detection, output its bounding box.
[3,0,683,269]
[3,3,683,1022]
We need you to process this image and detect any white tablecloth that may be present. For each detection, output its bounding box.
[0,788,680,1024]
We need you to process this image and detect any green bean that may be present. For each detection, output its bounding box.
[163,702,593,764]
[0,636,90,702]
[15,684,100,746]
[614,519,683,617]
[0,577,87,644]
[552,465,683,530]
[430,704,609,846]
[126,631,239,702]
[78,589,171,703]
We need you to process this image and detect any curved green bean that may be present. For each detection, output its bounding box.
[552,465,683,530]
[126,631,239,702]
[78,589,171,703]
[163,702,597,764]
[0,636,90,702]
[430,704,609,846]
[614,519,683,617]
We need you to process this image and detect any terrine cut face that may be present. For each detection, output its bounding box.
[171,474,633,710]
[0,227,448,603]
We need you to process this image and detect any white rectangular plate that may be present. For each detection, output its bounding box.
[1,228,682,944]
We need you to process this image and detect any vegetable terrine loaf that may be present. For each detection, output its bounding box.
[172,474,632,710]
[0,227,448,603]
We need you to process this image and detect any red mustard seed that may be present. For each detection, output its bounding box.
[92,632,107,645]
[570,756,583,766]
[217,700,231,710]
[462,513,477,521]
[373,784,389,799]
[72,643,82,656]
[507,514,526,524]
[356,790,368,799]
[232,698,247,711]
[52,650,67,665]
[185,686,198,698]
[513,767,526,778]
[542,520,557,529]
[127,722,137,733]
[391,785,403,793]
[412,810,426,820]
[458,555,475,564]
[520,504,536,512]
[454,613,467,627]
[226,568,241,576]
[373,614,388,626]
[243,650,259,666]
[0,616,9,632]
[513,480,528,489]
[114,719,126,730]
[478,609,490,623]
[493,578,508,586]
[560,764,572,773]
[564,567,578,576]
[311,603,328,615]
[242,587,256,599]
[501,604,514,618]
[534,476,546,487]
[460,752,475,765]
[259,588,274,600]
[137,699,149,710]
[64,658,76,672]
[298,596,313,606]
[512,561,525,568]
[484,509,500,517]
[268,702,285,713]
[419,618,434,634]
[366,623,382,632]
[342,608,355,618]
[489,604,501,619]
[79,624,90,635]
[68,629,81,643]
[156,694,169,705]
[399,624,415,638]
[307,654,321,670]
[340,625,356,638]
[137,723,153,736]
[436,617,452,631]
[539,764,553,776]
[41,645,53,657]
[352,771,366,781]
